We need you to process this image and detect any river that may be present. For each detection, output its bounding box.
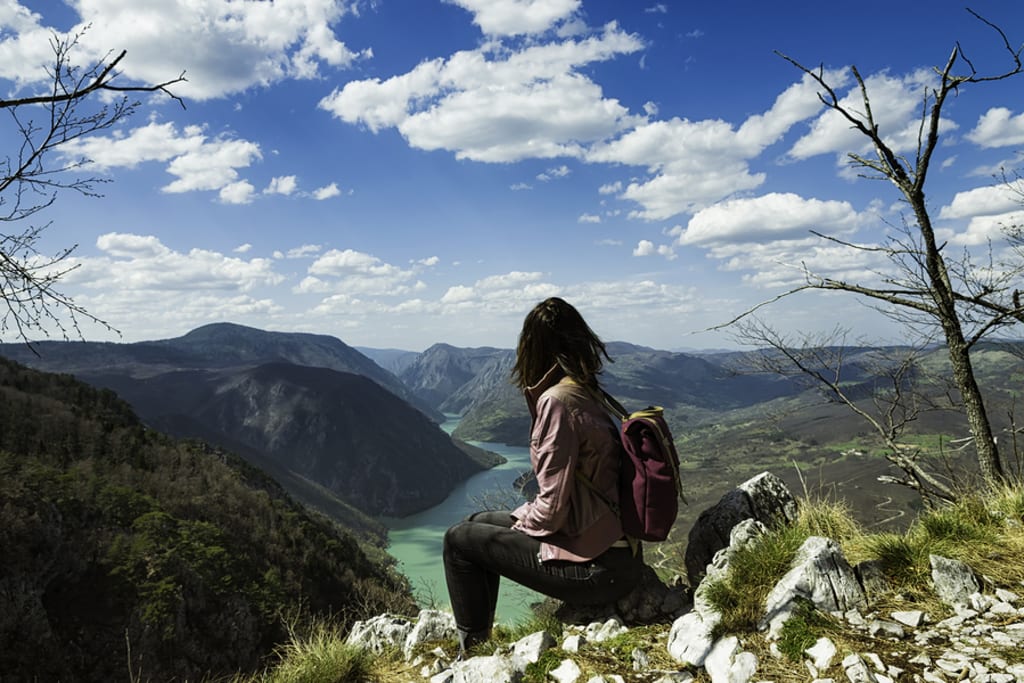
[382,418,542,627]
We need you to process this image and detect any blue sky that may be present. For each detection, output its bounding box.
[2,0,1023,351]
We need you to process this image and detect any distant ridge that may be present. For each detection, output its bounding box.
[0,323,501,519]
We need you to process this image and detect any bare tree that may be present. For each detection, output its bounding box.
[728,11,1023,486]
[732,321,978,504]
[0,31,185,345]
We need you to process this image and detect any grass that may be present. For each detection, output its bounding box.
[229,481,1024,683]
[231,619,387,683]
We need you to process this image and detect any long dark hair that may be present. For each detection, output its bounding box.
[511,297,611,389]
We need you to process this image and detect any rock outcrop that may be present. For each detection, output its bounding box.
[345,472,1024,682]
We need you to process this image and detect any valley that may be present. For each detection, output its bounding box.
[2,324,1019,681]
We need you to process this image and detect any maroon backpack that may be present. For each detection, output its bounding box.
[579,389,687,542]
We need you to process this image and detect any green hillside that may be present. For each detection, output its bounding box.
[0,357,415,682]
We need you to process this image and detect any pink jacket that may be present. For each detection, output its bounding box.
[511,366,624,562]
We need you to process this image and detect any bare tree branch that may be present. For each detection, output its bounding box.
[729,10,1024,491]
[0,31,185,346]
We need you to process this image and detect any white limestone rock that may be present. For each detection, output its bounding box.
[403,609,456,660]
[890,610,925,628]
[562,634,584,653]
[510,630,556,673]
[667,609,719,667]
[584,617,627,643]
[704,636,758,683]
[344,613,414,654]
[929,554,980,607]
[763,536,867,638]
[804,636,836,671]
[549,658,582,683]
[841,654,879,682]
[450,655,519,683]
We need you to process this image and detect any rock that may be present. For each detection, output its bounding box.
[854,559,891,599]
[562,634,584,652]
[450,655,520,683]
[890,610,925,628]
[930,554,980,607]
[805,637,837,671]
[868,619,905,639]
[550,658,582,683]
[666,609,719,667]
[510,630,556,672]
[762,536,867,638]
[556,562,691,626]
[684,472,797,585]
[404,609,457,660]
[842,654,879,682]
[631,647,650,670]
[584,617,627,643]
[344,613,414,653]
[651,674,695,683]
[704,636,758,683]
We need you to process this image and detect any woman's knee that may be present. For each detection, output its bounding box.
[444,521,467,552]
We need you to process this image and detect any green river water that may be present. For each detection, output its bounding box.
[382,419,542,627]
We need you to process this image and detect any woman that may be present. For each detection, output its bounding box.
[442,297,642,654]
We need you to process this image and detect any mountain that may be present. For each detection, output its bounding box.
[398,343,508,411]
[394,343,805,447]
[90,362,500,516]
[0,322,443,421]
[0,324,501,519]
[0,356,415,682]
[356,346,421,375]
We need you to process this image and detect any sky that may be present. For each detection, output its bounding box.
[1,0,1023,352]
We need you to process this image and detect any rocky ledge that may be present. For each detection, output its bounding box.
[346,472,1024,682]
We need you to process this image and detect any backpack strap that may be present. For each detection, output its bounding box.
[598,388,629,421]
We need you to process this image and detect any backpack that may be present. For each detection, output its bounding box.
[578,389,687,542]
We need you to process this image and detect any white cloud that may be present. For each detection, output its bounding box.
[0,0,369,100]
[633,239,655,256]
[312,182,342,200]
[788,68,958,160]
[587,72,830,220]
[510,182,533,191]
[284,244,322,259]
[537,165,571,181]
[632,240,675,259]
[441,284,475,304]
[967,107,1024,148]
[950,211,1024,246]
[234,243,253,253]
[302,248,423,296]
[166,139,262,193]
[598,181,622,195]
[940,184,1021,220]
[476,271,545,289]
[62,121,262,198]
[319,22,644,162]
[71,233,284,294]
[265,175,298,195]
[444,0,581,37]
[578,213,601,223]
[417,256,441,266]
[679,193,859,246]
[219,181,256,204]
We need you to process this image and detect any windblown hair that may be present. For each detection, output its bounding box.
[511,297,612,390]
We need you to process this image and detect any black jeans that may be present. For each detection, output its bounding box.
[442,510,642,635]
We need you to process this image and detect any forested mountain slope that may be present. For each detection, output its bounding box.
[0,357,415,682]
